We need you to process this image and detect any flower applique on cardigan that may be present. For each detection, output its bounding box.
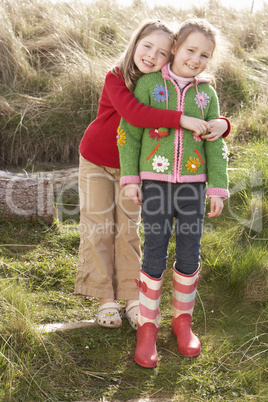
[118,65,229,200]
[149,128,169,140]
[152,155,170,173]
[152,84,169,103]
[117,126,126,147]
[195,91,210,109]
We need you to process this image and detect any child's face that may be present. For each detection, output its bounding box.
[134,31,172,74]
[171,31,214,78]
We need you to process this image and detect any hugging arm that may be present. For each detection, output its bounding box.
[201,117,231,141]
[179,114,231,141]
[105,72,182,129]
[106,72,231,139]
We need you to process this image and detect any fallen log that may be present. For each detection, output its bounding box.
[0,177,54,224]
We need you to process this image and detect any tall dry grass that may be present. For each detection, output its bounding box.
[0,5,267,399]
[0,0,267,167]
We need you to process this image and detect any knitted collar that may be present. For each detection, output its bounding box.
[161,63,210,85]
[167,63,194,88]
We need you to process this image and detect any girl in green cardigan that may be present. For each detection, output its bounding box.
[76,19,230,332]
[118,18,229,367]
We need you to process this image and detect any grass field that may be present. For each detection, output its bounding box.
[0,196,267,400]
[0,0,267,400]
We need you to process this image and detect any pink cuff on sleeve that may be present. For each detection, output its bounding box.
[206,187,230,199]
[120,176,141,186]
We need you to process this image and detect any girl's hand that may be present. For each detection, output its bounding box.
[180,115,210,136]
[207,196,224,218]
[125,184,143,205]
[201,119,228,141]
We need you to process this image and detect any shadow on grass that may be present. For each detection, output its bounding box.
[42,289,267,401]
[0,219,267,400]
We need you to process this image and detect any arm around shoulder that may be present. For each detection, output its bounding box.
[106,71,181,129]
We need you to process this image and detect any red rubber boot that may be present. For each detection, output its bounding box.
[134,270,163,368]
[135,323,159,368]
[171,314,201,356]
[172,265,201,357]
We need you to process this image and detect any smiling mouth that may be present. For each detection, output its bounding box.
[142,59,154,67]
[186,63,198,70]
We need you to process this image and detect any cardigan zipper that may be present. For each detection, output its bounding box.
[164,75,200,183]
[176,82,193,183]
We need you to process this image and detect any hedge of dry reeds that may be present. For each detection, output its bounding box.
[0,0,267,168]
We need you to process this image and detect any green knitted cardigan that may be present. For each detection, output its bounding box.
[118,64,229,199]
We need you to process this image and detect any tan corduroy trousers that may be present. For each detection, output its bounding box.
[75,155,141,300]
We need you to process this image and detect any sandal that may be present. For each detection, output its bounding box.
[97,302,122,328]
[122,300,139,330]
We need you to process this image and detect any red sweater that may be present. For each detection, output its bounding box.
[79,70,182,168]
[79,70,231,169]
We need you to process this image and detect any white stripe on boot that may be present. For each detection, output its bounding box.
[134,270,163,368]
[136,270,163,327]
[172,264,201,357]
[173,266,200,318]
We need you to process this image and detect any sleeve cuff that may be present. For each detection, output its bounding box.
[219,116,231,138]
[206,187,230,200]
[120,176,141,186]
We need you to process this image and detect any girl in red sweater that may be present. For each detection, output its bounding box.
[75,19,230,329]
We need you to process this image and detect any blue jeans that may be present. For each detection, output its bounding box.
[141,181,206,278]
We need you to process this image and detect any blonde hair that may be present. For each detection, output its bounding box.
[173,18,218,57]
[112,19,174,92]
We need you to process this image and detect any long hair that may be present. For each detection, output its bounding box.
[112,19,174,92]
